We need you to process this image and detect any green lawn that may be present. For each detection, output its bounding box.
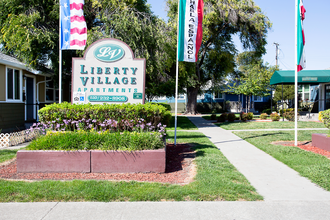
[215,121,326,130]
[234,130,330,191]
[0,131,261,202]
[167,116,198,130]
[0,149,18,163]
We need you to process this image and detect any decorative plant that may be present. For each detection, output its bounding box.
[240,112,248,122]
[283,111,299,122]
[260,113,268,119]
[227,113,236,122]
[322,109,330,130]
[318,111,324,122]
[247,112,254,120]
[270,113,280,121]
[217,113,227,122]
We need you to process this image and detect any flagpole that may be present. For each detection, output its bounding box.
[59,1,62,104]
[174,0,180,146]
[294,0,298,146]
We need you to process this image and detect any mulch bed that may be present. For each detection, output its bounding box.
[272,141,330,159]
[0,144,196,185]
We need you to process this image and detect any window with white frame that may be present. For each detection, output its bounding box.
[7,68,21,101]
[45,77,59,102]
[253,96,263,102]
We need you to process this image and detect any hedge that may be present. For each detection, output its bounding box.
[38,102,171,128]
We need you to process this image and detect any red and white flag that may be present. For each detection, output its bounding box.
[60,0,87,50]
[177,0,204,62]
[297,0,306,71]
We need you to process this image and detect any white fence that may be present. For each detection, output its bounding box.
[0,130,39,148]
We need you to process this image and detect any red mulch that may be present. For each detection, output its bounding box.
[272,141,330,159]
[0,144,196,185]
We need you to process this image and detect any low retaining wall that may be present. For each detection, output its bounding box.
[17,148,166,173]
[312,133,330,152]
[17,151,91,173]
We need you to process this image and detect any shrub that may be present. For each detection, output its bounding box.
[217,113,227,122]
[322,109,330,129]
[210,114,217,120]
[260,113,268,120]
[38,102,171,129]
[240,112,248,122]
[196,102,223,113]
[270,113,280,121]
[319,111,324,122]
[156,103,171,111]
[227,113,236,122]
[247,112,254,120]
[262,109,272,115]
[283,111,299,122]
[28,117,167,137]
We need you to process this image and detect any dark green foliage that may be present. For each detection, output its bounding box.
[262,109,272,115]
[210,114,217,120]
[322,109,330,130]
[270,113,280,121]
[26,131,164,151]
[227,113,236,122]
[217,113,227,122]
[196,102,223,113]
[38,102,171,127]
[156,103,172,111]
[260,113,268,120]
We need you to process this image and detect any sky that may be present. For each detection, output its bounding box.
[147,0,330,71]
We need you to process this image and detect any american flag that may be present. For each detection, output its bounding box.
[60,0,87,50]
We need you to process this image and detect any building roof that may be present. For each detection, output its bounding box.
[0,52,27,70]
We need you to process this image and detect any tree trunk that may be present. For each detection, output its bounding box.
[185,87,199,114]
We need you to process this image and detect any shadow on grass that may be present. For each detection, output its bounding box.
[239,132,286,140]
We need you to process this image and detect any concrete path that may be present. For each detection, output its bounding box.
[187,116,330,201]
[1,201,330,220]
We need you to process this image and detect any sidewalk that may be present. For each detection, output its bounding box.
[1,116,330,220]
[187,116,330,201]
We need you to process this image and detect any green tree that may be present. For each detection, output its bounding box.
[166,0,271,114]
[0,0,173,99]
[273,85,295,108]
[227,58,277,112]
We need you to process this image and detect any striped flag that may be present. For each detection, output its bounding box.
[178,0,204,62]
[60,0,87,50]
[297,0,306,72]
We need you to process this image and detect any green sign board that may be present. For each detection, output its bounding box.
[133,93,143,99]
[88,95,128,102]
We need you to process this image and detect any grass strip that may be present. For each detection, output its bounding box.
[234,130,330,191]
[0,131,262,202]
[215,121,325,130]
[0,149,18,163]
[167,116,198,130]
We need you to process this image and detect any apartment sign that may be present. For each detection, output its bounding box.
[72,38,146,104]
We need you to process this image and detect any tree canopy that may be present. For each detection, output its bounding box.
[166,0,272,114]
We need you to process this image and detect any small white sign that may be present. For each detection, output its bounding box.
[72,92,86,104]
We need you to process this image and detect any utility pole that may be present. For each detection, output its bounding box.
[272,42,280,114]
